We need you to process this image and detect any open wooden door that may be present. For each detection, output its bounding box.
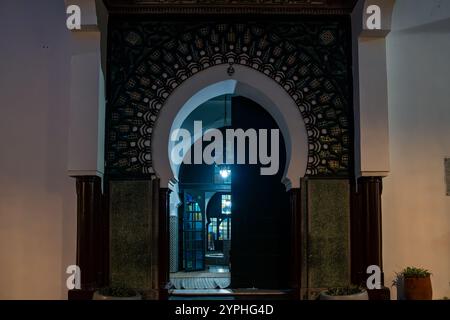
[230,96,290,289]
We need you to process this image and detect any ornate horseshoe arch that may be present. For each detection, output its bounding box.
[152,66,309,190]
[106,20,352,179]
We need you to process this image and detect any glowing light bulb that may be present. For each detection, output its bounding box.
[220,169,230,179]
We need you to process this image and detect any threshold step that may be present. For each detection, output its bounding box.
[170,288,293,297]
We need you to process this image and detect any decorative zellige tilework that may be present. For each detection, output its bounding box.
[107,20,352,177]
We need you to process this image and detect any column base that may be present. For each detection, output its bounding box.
[368,287,391,300]
[68,289,95,300]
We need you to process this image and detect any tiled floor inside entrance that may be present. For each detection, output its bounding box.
[170,266,230,289]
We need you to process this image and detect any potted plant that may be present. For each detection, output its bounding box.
[93,287,142,300]
[319,286,369,300]
[393,267,432,300]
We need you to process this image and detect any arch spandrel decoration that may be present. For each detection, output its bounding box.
[107,19,352,177]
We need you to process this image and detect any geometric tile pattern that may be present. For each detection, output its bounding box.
[107,19,352,177]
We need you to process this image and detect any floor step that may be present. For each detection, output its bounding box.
[169,288,293,300]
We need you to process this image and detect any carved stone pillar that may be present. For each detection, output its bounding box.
[69,176,107,299]
[351,177,390,299]
[288,188,302,300]
[66,1,108,299]
[158,187,171,300]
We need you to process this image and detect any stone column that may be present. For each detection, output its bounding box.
[69,176,107,299]
[288,188,302,299]
[351,0,395,300]
[158,187,171,300]
[351,177,390,299]
[66,0,108,299]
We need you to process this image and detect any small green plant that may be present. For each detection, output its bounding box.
[392,267,431,287]
[97,287,138,298]
[325,286,364,296]
[391,273,403,287]
[401,267,431,278]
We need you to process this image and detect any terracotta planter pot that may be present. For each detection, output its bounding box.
[404,276,432,300]
[319,290,369,300]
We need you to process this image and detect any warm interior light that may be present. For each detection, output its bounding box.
[219,167,231,179]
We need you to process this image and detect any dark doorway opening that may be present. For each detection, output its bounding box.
[230,96,289,290]
[170,95,290,294]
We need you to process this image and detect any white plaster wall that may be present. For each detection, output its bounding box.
[384,0,450,299]
[0,0,76,299]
